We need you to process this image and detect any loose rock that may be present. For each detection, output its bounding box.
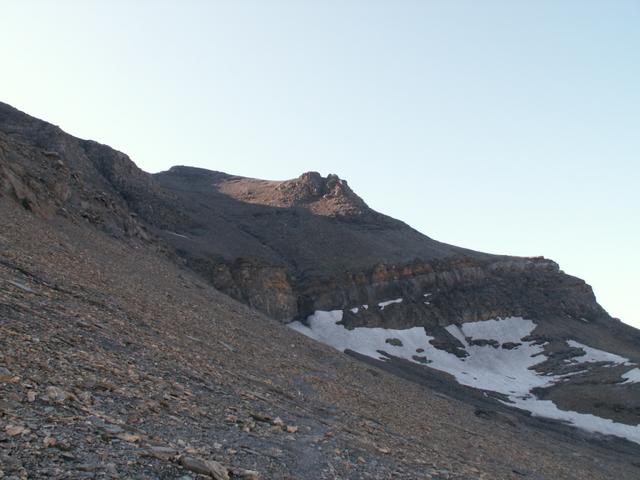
[179,456,229,480]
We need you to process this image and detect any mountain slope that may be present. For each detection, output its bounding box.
[1,101,639,478]
[3,178,640,480]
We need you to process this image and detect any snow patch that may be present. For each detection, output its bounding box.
[289,313,640,445]
[622,368,640,385]
[507,396,640,444]
[289,310,428,361]
[566,340,633,366]
[378,298,403,310]
[349,305,369,314]
[165,231,189,239]
[441,318,552,394]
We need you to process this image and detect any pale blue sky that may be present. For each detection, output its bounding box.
[2,1,638,326]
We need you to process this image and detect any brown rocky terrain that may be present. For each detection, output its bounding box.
[4,181,640,480]
[1,101,640,478]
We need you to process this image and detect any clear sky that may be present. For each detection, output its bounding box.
[2,1,638,327]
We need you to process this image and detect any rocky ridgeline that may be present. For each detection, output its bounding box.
[0,102,627,332]
[0,102,621,328]
[0,106,151,242]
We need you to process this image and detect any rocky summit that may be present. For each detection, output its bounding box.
[1,101,639,479]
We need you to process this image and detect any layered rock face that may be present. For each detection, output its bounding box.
[298,256,606,327]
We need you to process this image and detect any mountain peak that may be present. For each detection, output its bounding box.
[162,166,371,217]
[269,170,369,217]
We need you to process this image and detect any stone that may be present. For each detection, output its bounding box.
[5,425,26,437]
[468,338,500,348]
[116,433,140,443]
[0,367,13,382]
[43,437,57,448]
[46,386,75,404]
[103,424,124,435]
[249,412,271,423]
[230,468,260,479]
[145,446,178,460]
[76,464,98,472]
[411,355,429,364]
[104,463,118,476]
[7,280,34,293]
[179,456,229,480]
[77,391,93,405]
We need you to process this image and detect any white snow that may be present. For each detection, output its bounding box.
[440,318,552,394]
[507,396,640,444]
[165,231,189,239]
[349,305,369,314]
[289,310,430,361]
[290,314,551,394]
[566,340,633,366]
[378,298,403,310]
[289,311,640,445]
[622,368,640,385]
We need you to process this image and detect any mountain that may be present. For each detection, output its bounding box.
[1,101,639,479]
